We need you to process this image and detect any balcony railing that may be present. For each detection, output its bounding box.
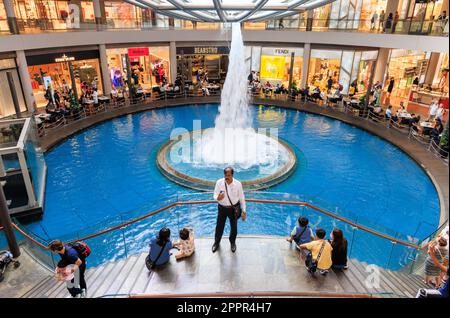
[1,17,447,37]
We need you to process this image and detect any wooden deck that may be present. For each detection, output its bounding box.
[20,237,429,298]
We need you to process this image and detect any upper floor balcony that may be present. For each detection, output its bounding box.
[0,16,448,37]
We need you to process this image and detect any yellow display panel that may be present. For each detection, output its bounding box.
[260,55,286,80]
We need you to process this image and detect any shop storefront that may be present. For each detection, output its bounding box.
[0,57,27,118]
[26,49,102,108]
[13,0,100,31]
[259,47,304,87]
[106,46,170,90]
[0,2,9,33]
[406,0,446,34]
[176,46,229,84]
[359,0,388,31]
[408,52,449,116]
[308,49,342,91]
[104,0,142,29]
[384,49,430,105]
[312,3,332,29]
[308,48,378,94]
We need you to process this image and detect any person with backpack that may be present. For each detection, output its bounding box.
[286,216,314,248]
[49,240,90,298]
[299,228,333,276]
[146,227,173,270]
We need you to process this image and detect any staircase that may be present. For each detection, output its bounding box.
[20,237,429,298]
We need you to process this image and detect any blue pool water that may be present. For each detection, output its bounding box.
[18,104,440,269]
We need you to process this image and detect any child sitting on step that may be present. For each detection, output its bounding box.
[174,228,195,260]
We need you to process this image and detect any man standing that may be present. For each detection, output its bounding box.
[378,10,385,31]
[371,12,378,30]
[428,99,439,121]
[212,167,247,253]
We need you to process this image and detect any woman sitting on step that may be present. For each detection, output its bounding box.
[146,227,174,270]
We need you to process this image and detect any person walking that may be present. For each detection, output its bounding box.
[212,167,247,253]
[371,12,378,30]
[378,10,385,31]
[392,11,399,33]
[385,13,393,32]
[49,240,90,298]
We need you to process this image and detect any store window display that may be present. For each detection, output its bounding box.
[359,0,388,31]
[104,0,142,29]
[383,49,429,107]
[259,47,303,88]
[308,50,342,92]
[1,2,9,33]
[27,52,103,108]
[312,3,332,29]
[0,58,27,118]
[177,47,229,84]
[107,46,170,91]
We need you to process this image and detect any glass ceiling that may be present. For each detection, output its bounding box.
[126,0,336,22]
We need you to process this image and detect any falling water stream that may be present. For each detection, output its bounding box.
[193,23,288,171]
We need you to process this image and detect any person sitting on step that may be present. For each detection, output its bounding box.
[286,216,314,249]
[174,228,195,260]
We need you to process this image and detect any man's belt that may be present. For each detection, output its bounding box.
[219,202,239,209]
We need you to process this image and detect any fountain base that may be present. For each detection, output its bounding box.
[156,129,297,191]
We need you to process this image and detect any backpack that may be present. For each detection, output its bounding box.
[68,242,91,258]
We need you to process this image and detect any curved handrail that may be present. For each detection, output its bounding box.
[126,291,389,298]
[11,198,422,251]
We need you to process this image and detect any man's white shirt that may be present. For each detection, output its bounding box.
[213,178,246,211]
[429,103,439,116]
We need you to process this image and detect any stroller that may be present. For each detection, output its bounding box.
[0,250,20,282]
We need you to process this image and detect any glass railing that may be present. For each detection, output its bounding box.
[13,191,435,273]
[404,221,449,276]
[1,17,447,37]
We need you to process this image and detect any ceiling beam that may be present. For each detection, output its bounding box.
[213,0,227,22]
[236,0,269,22]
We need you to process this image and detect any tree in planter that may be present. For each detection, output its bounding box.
[439,121,449,154]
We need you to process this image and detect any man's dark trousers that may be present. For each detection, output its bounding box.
[214,204,238,245]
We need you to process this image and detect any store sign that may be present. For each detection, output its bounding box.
[262,47,303,57]
[194,47,219,54]
[55,54,75,63]
[128,48,149,57]
[176,46,230,55]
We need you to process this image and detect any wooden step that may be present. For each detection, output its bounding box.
[90,259,128,298]
[115,253,148,297]
[101,255,140,296]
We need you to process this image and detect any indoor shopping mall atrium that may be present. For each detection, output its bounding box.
[0,0,449,304]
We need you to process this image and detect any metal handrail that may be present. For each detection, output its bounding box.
[11,198,422,251]
[7,17,449,37]
[126,291,390,298]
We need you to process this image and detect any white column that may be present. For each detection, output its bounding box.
[15,50,36,113]
[424,52,441,85]
[169,41,177,83]
[385,0,400,16]
[300,43,311,89]
[99,44,112,96]
[93,0,105,29]
[373,48,390,85]
[3,0,19,34]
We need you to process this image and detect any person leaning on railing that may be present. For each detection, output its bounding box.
[417,236,448,298]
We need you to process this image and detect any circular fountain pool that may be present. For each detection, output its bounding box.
[156,128,297,191]
[25,104,440,269]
